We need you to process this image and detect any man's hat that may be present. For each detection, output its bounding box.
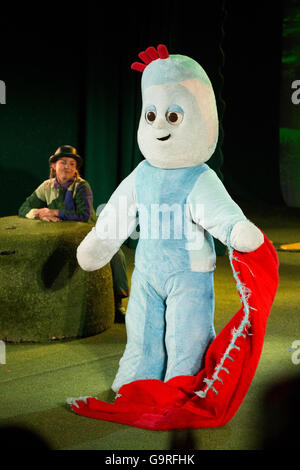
[49,145,83,168]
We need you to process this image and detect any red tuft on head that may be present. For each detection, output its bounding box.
[131,44,169,72]
[145,46,159,60]
[131,62,147,72]
[157,44,169,59]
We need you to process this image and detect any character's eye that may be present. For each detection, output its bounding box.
[166,105,184,126]
[146,111,156,123]
[145,105,157,124]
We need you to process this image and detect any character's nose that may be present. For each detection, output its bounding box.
[152,117,165,129]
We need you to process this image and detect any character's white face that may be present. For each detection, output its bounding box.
[137,80,218,169]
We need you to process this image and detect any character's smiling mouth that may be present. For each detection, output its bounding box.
[157,134,171,141]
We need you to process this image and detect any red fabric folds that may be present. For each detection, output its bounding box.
[70,235,279,430]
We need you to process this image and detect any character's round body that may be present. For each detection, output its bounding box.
[112,161,216,391]
[76,46,264,393]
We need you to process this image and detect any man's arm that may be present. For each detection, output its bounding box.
[18,185,47,219]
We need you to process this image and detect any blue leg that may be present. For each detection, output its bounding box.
[164,271,215,382]
[112,268,167,392]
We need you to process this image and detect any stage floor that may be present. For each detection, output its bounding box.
[0,202,299,450]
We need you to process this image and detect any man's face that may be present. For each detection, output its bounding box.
[52,157,77,183]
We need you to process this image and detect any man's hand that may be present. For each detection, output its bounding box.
[34,208,59,219]
[34,208,60,222]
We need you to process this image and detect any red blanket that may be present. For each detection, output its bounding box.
[69,235,279,430]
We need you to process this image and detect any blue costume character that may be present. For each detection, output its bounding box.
[77,45,263,393]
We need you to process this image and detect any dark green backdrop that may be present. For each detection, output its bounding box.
[279,0,300,207]
[0,1,286,220]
